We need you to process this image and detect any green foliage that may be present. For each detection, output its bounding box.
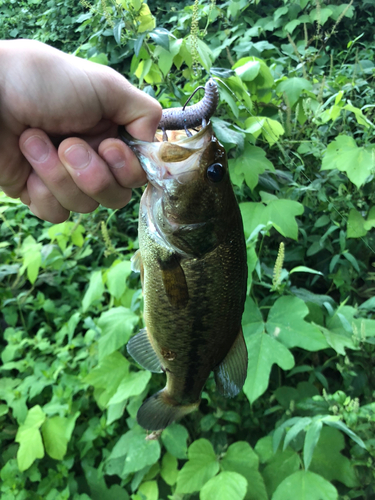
[1,0,375,499]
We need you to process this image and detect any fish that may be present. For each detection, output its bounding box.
[119,123,248,431]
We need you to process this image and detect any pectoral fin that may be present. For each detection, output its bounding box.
[127,328,163,373]
[214,328,248,398]
[131,249,144,286]
[159,255,189,309]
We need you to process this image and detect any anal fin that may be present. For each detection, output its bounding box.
[127,328,163,373]
[137,389,199,430]
[214,327,248,398]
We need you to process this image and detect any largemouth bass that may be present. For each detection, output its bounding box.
[119,123,248,431]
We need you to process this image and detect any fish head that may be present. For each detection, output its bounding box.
[121,124,235,255]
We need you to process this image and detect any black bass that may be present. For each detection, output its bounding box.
[119,123,248,431]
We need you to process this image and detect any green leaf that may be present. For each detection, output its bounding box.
[322,136,374,188]
[15,405,46,471]
[276,78,313,107]
[364,206,375,231]
[161,423,189,459]
[196,38,213,71]
[97,307,138,360]
[244,117,285,146]
[221,441,259,473]
[200,471,247,500]
[273,470,338,500]
[304,420,323,470]
[19,235,42,284]
[242,298,264,337]
[243,332,294,404]
[41,413,79,460]
[256,437,300,497]
[149,27,170,51]
[107,260,132,299]
[240,199,304,240]
[113,20,124,45]
[136,3,155,33]
[233,57,274,89]
[88,53,108,65]
[108,370,151,405]
[137,480,158,500]
[234,60,260,81]
[83,352,130,409]
[82,270,104,312]
[229,144,274,190]
[266,296,329,351]
[160,452,178,486]
[309,426,359,487]
[107,428,161,475]
[289,266,323,276]
[221,441,268,500]
[347,209,367,238]
[323,417,366,449]
[212,118,244,151]
[310,7,334,25]
[157,47,175,77]
[176,439,219,494]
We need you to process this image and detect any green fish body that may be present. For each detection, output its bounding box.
[121,124,248,430]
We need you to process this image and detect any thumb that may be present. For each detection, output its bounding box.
[82,62,162,142]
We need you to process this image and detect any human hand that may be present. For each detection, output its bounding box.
[0,39,162,222]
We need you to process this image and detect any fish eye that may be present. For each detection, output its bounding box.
[206,163,225,183]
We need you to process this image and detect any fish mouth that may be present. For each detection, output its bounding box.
[119,123,213,185]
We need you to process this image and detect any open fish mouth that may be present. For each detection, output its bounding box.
[118,123,213,185]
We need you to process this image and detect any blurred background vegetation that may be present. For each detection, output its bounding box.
[1,1,375,499]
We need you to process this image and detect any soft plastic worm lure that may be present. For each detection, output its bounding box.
[157,79,219,140]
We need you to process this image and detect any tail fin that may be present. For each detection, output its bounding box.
[137,390,199,431]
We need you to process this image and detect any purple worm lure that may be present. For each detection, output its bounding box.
[157,79,219,140]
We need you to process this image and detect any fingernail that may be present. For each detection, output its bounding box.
[23,136,49,162]
[64,144,90,169]
[102,147,126,169]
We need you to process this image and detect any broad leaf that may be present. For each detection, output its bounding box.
[347,208,368,238]
[97,307,138,360]
[42,413,79,460]
[15,405,46,471]
[160,452,178,486]
[200,471,247,500]
[82,270,104,312]
[161,423,189,459]
[229,144,274,190]
[322,135,374,188]
[276,77,312,107]
[108,370,151,405]
[176,439,219,494]
[234,60,260,81]
[266,296,329,351]
[221,441,268,500]
[221,441,259,472]
[106,260,132,299]
[243,332,294,404]
[137,480,158,500]
[240,200,304,240]
[255,436,300,497]
[273,470,338,500]
[83,352,130,409]
[108,428,161,475]
[309,426,359,487]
